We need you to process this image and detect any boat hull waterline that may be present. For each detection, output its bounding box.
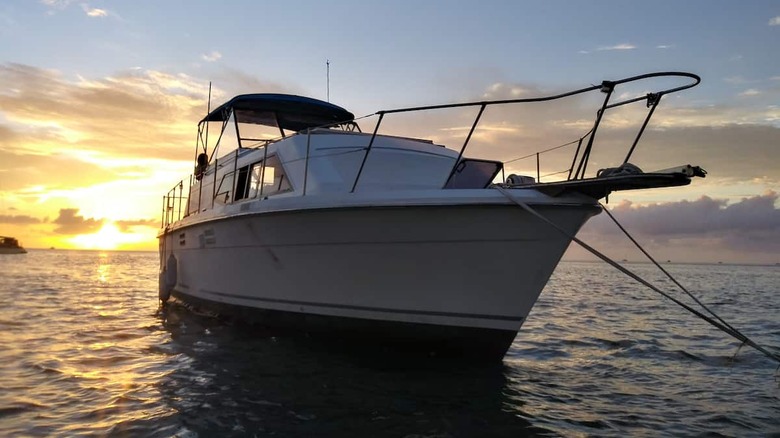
[161,201,599,358]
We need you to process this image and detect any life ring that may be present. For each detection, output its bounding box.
[159,254,177,303]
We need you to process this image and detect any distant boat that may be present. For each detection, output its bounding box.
[158,72,706,360]
[0,236,27,254]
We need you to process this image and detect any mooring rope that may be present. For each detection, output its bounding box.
[494,186,780,365]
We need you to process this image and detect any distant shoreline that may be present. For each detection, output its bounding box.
[20,248,777,267]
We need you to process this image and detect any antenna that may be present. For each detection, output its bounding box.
[326,59,330,102]
[204,81,212,153]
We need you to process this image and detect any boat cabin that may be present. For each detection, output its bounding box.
[178,94,503,218]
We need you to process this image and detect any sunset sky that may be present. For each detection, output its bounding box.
[0,1,778,263]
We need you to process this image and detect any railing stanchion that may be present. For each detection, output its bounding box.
[303,129,312,196]
[624,94,661,164]
[443,104,486,187]
[351,112,384,193]
[536,153,540,183]
[185,174,192,217]
[259,145,269,198]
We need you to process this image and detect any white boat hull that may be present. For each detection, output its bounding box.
[160,200,599,359]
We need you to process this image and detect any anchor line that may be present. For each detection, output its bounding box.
[494,186,780,365]
[598,204,742,341]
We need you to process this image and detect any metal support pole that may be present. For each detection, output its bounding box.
[575,82,614,179]
[259,145,269,198]
[303,130,312,196]
[444,104,486,187]
[623,94,661,164]
[536,153,540,183]
[351,113,384,193]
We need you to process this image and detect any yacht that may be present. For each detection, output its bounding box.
[0,236,27,254]
[158,72,705,359]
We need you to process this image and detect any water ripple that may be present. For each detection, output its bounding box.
[0,253,778,436]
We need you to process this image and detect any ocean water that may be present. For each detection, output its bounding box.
[0,250,778,437]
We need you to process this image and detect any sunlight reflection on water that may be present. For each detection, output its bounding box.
[0,251,778,436]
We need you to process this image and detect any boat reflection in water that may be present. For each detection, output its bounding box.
[158,72,706,360]
[149,302,541,437]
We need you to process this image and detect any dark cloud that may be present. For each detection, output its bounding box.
[574,191,780,263]
[0,214,42,224]
[115,219,158,232]
[52,208,103,235]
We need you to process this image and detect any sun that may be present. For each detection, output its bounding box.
[69,222,145,250]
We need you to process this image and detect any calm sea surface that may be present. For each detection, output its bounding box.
[0,250,778,437]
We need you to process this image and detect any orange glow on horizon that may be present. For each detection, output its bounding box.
[69,222,150,250]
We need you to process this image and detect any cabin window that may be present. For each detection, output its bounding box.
[260,155,292,197]
[233,165,250,201]
[242,155,292,200]
[444,158,503,189]
[214,172,234,204]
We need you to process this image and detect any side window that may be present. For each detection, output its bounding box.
[214,172,234,204]
[444,159,502,189]
[233,166,250,201]
[261,155,292,196]
[244,155,293,200]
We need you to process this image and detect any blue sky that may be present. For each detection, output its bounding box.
[3,1,778,106]
[0,0,778,261]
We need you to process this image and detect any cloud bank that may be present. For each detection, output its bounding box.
[0,214,42,225]
[571,192,780,264]
[52,208,103,235]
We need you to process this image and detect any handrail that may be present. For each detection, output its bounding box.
[161,180,188,229]
[375,72,699,115]
[349,72,700,190]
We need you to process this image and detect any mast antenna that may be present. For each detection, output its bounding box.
[204,81,212,153]
[326,59,330,102]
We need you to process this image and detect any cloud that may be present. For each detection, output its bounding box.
[578,43,636,55]
[656,44,674,49]
[81,4,108,17]
[52,208,103,234]
[769,16,780,26]
[0,63,208,162]
[0,214,42,224]
[115,218,157,231]
[573,191,780,263]
[202,51,222,62]
[739,88,761,97]
[40,0,75,9]
[723,76,747,85]
[597,43,636,51]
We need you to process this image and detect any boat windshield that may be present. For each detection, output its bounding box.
[235,109,288,147]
